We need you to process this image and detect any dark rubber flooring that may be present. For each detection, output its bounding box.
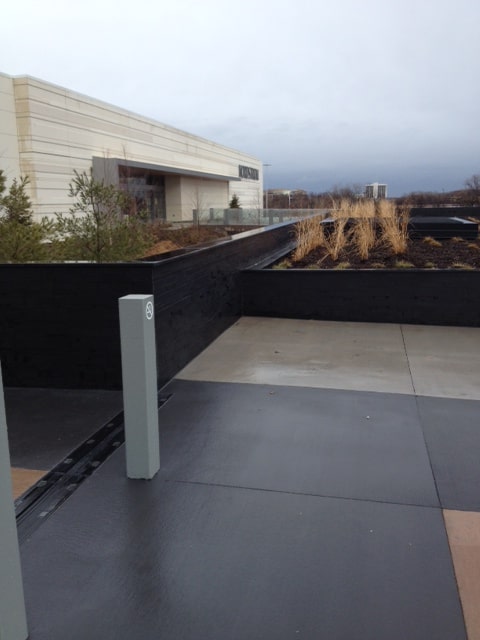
[5,388,123,469]
[418,395,480,511]
[159,381,439,507]
[18,379,474,639]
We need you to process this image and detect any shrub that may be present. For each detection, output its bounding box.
[0,175,33,224]
[55,170,154,262]
[0,218,54,262]
[229,194,241,208]
[0,171,55,262]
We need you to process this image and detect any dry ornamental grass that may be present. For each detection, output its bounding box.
[284,202,480,269]
[293,216,325,261]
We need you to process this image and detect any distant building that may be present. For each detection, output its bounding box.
[365,183,387,199]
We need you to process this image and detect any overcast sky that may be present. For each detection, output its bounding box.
[2,0,479,196]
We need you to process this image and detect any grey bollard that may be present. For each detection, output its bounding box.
[0,364,29,640]
[119,295,160,479]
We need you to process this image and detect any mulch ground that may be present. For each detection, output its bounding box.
[287,236,480,270]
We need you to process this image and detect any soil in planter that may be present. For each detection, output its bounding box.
[281,236,480,270]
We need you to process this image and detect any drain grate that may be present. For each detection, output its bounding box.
[15,394,171,543]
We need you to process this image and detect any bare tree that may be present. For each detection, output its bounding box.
[464,174,480,205]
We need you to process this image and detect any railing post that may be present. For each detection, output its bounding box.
[0,363,29,640]
[119,295,160,480]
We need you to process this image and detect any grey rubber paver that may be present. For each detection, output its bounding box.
[418,395,480,511]
[160,379,439,507]
[20,449,465,640]
[17,380,469,639]
[7,315,479,639]
[5,388,123,469]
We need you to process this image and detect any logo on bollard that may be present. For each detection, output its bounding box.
[145,301,154,320]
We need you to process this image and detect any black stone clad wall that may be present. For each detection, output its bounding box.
[241,269,480,327]
[151,224,296,389]
[0,223,295,389]
[0,264,153,389]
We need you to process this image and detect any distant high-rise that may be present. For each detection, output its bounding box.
[365,183,387,199]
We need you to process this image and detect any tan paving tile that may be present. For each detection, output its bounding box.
[444,510,480,640]
[177,317,414,394]
[11,467,45,499]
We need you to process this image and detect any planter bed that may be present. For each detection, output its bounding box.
[0,222,296,389]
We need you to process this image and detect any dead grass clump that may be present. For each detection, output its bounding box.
[451,262,474,270]
[272,259,292,270]
[424,261,437,269]
[467,243,480,251]
[351,217,376,261]
[149,222,229,247]
[378,204,410,255]
[376,199,397,219]
[334,262,351,270]
[322,218,349,261]
[330,199,375,219]
[142,239,180,257]
[351,199,376,219]
[423,236,442,248]
[293,217,324,261]
[394,260,414,269]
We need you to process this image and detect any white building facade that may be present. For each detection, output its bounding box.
[0,72,263,221]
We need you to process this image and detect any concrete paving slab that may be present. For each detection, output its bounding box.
[160,379,439,507]
[444,510,480,640]
[5,388,123,469]
[177,317,415,395]
[402,324,480,400]
[20,452,465,640]
[418,396,480,511]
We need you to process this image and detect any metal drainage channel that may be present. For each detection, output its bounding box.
[15,395,171,543]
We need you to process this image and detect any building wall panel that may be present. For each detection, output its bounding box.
[1,73,262,219]
[0,74,21,180]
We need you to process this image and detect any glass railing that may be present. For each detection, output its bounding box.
[192,208,329,226]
